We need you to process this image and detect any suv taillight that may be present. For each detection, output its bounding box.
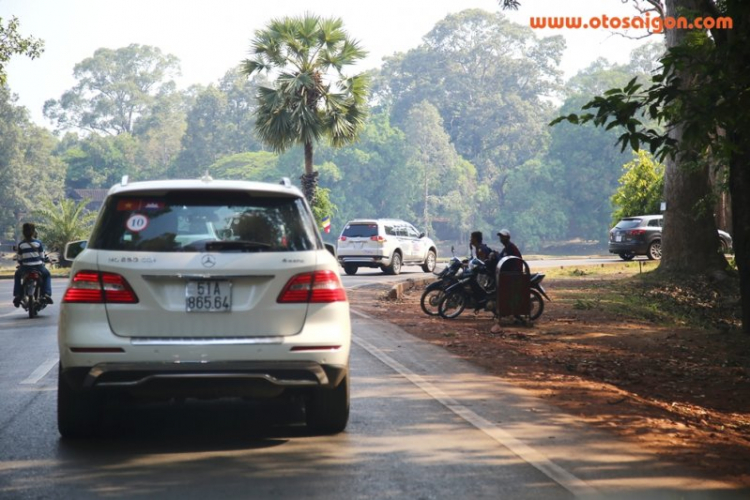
[370,235,386,242]
[339,236,347,241]
[63,271,139,303]
[277,271,347,303]
[628,229,647,236]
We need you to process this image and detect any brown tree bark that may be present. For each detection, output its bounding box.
[659,0,727,274]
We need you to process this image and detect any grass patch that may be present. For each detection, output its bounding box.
[551,270,741,331]
[544,261,659,279]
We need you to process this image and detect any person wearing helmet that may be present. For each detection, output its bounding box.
[13,222,53,307]
[496,228,522,272]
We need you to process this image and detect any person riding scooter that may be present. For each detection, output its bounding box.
[13,223,53,307]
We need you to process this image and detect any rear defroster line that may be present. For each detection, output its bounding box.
[350,308,598,499]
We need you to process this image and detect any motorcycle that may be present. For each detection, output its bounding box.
[420,252,466,316]
[14,253,52,319]
[437,257,550,321]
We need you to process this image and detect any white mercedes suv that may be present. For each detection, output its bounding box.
[58,177,351,437]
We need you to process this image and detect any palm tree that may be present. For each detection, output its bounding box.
[241,14,369,204]
[32,198,98,257]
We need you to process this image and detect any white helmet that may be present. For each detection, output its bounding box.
[497,229,511,238]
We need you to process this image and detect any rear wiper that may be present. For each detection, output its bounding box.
[205,240,272,252]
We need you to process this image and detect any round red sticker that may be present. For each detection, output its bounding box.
[126,214,149,232]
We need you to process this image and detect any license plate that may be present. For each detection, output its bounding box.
[186,280,232,313]
[615,235,622,242]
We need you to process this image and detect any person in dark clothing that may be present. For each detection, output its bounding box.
[469,231,494,261]
[496,228,522,272]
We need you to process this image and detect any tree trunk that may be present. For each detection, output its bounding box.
[728,143,750,333]
[300,141,318,205]
[423,168,429,236]
[660,0,727,274]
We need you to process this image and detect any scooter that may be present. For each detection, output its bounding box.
[420,247,467,316]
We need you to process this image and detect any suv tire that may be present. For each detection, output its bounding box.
[647,240,662,260]
[343,264,358,275]
[384,251,402,275]
[58,367,101,439]
[421,250,437,273]
[306,374,350,434]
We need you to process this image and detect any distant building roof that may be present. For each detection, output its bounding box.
[71,189,109,202]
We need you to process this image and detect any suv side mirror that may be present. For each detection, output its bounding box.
[324,243,337,259]
[419,232,426,239]
[64,240,88,261]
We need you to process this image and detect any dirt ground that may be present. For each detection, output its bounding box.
[348,273,750,487]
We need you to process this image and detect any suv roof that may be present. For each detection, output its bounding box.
[108,178,304,198]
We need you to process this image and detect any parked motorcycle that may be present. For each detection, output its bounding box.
[420,254,466,316]
[437,258,549,320]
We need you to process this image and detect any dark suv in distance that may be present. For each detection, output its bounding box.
[609,214,732,261]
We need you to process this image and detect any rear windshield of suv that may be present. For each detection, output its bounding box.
[342,224,378,238]
[614,219,643,230]
[90,190,320,252]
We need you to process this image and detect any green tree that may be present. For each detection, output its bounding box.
[611,150,665,224]
[43,44,181,135]
[377,9,564,233]
[0,85,65,240]
[61,133,139,189]
[0,15,44,85]
[32,198,97,253]
[544,0,750,332]
[241,14,370,204]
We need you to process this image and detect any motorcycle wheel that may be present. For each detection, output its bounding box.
[438,290,467,319]
[420,286,445,316]
[28,296,37,319]
[529,289,544,321]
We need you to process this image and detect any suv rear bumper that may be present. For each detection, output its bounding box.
[338,255,390,268]
[60,361,348,398]
[608,242,648,254]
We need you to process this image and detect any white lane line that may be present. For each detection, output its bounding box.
[20,358,58,385]
[350,308,598,499]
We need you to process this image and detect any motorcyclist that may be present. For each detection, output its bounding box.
[496,228,522,272]
[13,223,53,307]
[469,231,494,261]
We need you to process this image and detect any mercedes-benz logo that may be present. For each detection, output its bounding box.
[201,254,216,268]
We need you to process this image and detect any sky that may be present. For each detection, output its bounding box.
[2,0,655,127]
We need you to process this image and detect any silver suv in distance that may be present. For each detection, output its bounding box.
[336,218,437,275]
[58,178,351,437]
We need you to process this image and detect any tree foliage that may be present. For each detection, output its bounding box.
[0,15,44,86]
[32,198,97,253]
[43,44,180,135]
[611,150,665,224]
[241,14,370,203]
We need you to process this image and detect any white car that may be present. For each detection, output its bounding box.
[58,177,351,437]
[336,218,437,275]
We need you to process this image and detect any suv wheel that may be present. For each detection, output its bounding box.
[384,251,402,275]
[618,252,635,261]
[306,374,349,434]
[421,250,436,273]
[647,240,662,260]
[58,367,101,439]
[343,264,358,275]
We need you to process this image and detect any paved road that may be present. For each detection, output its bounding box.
[0,276,746,499]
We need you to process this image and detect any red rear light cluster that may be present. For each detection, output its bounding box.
[277,271,347,303]
[339,236,347,241]
[370,235,386,242]
[63,271,139,304]
[628,229,647,236]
